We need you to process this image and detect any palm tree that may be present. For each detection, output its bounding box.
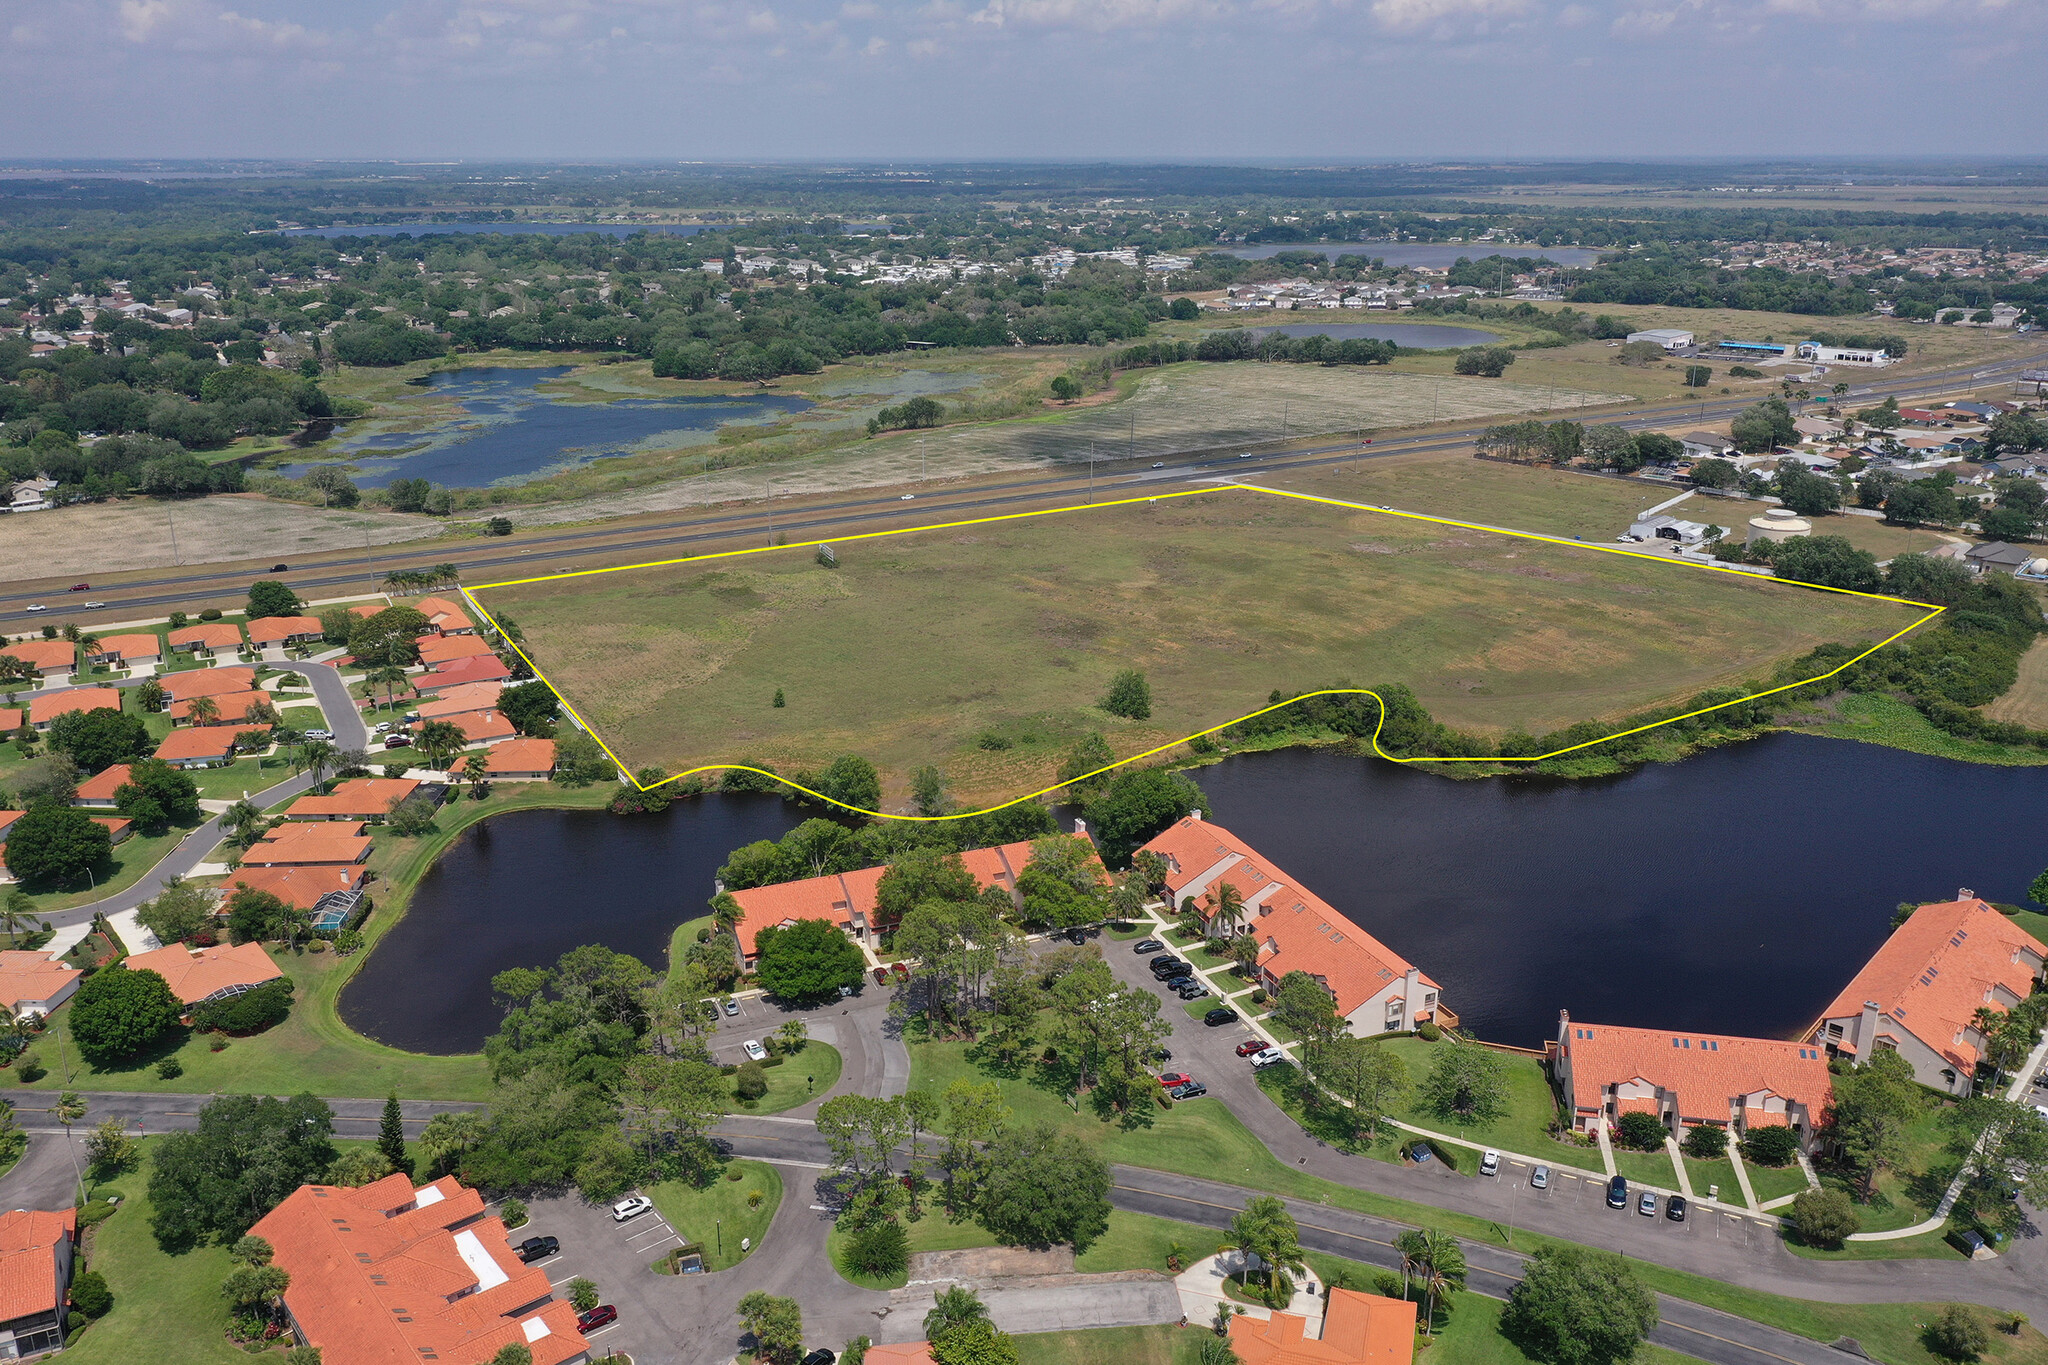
[1394,1228,1466,1336]
[186,694,220,727]
[461,751,490,798]
[1207,881,1246,939]
[223,799,265,848]
[923,1287,988,1343]
[365,666,408,714]
[299,738,338,785]
[0,891,36,948]
[1225,1195,1305,1303]
[75,634,101,671]
[52,1091,86,1203]
[415,720,465,774]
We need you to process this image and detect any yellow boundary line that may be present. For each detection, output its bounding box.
[459,484,1943,819]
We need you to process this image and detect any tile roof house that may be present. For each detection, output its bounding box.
[412,596,476,635]
[727,835,1076,966]
[0,952,82,1020]
[1553,1011,1831,1147]
[72,763,134,808]
[84,633,162,668]
[247,615,324,648]
[285,777,422,822]
[417,634,495,668]
[250,1173,591,1365]
[229,864,369,911]
[864,1345,940,1365]
[0,812,19,845]
[1229,1287,1416,1365]
[0,640,77,677]
[0,1208,77,1360]
[171,689,273,726]
[28,686,123,730]
[153,727,240,768]
[89,815,132,845]
[124,941,285,1007]
[0,710,17,735]
[416,656,511,693]
[413,682,506,721]
[247,823,373,867]
[167,621,247,656]
[485,738,556,780]
[1815,894,2048,1095]
[162,665,258,702]
[1141,815,1445,1036]
[416,710,515,748]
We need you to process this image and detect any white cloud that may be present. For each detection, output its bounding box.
[1369,0,1529,30]
[969,0,1227,31]
[117,0,172,42]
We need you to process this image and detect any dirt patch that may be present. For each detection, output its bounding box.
[0,496,444,582]
[907,1246,1075,1283]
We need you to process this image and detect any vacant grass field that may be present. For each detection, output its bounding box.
[1986,639,2048,729]
[483,479,1923,808]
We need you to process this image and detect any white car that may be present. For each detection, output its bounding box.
[1247,1048,1287,1069]
[83,601,104,609]
[1480,1150,1501,1177]
[304,729,333,741]
[899,494,915,500]
[23,605,45,612]
[610,1195,653,1222]
[742,1039,768,1062]
[373,721,392,733]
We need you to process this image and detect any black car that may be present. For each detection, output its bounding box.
[270,563,289,572]
[1203,1007,1238,1026]
[515,1235,559,1263]
[1133,939,1164,954]
[1167,1081,1208,1100]
[1666,1195,1687,1222]
[1148,954,1178,970]
[801,1351,837,1365]
[1606,1176,1628,1209]
[1067,928,1089,945]
[1155,963,1194,982]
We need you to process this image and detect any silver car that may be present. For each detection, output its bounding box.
[1530,1165,1550,1190]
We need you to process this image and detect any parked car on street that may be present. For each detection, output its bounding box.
[742,1039,767,1062]
[1480,1150,1501,1178]
[515,1235,558,1263]
[1203,1007,1238,1026]
[304,729,332,740]
[1530,1165,1550,1190]
[577,1305,618,1332]
[1607,1176,1628,1208]
[382,734,412,748]
[610,1196,653,1222]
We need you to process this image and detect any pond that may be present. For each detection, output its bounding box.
[1218,243,1606,269]
[339,733,2048,1055]
[337,793,808,1054]
[1248,321,1502,349]
[276,367,812,490]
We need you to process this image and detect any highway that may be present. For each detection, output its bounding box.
[6,345,2042,628]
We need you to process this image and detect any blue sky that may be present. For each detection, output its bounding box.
[5,0,2040,159]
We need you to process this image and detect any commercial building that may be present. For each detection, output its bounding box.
[1626,329,1694,352]
[251,1173,591,1365]
[1553,1011,1831,1148]
[1815,894,2048,1095]
[1797,341,1891,366]
[1141,816,1446,1037]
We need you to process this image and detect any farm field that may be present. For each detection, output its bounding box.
[479,469,1925,809]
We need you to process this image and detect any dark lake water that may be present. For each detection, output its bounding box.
[278,367,812,490]
[338,794,807,1054]
[338,733,2047,1055]
[1220,243,1606,269]
[1250,322,1501,349]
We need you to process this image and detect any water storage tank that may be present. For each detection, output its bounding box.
[2024,558,2048,578]
[1746,505,1812,547]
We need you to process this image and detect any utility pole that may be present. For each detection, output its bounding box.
[1089,441,1095,504]
[920,437,926,482]
[167,511,179,566]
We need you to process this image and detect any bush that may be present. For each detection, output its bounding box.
[1416,1021,1442,1042]
[1616,1111,1667,1152]
[70,1270,112,1318]
[1790,1188,1860,1249]
[15,1056,43,1083]
[1740,1124,1800,1167]
[1681,1124,1727,1160]
[500,1198,528,1229]
[844,1218,909,1278]
[190,979,294,1036]
[199,608,223,621]
[1100,670,1152,721]
[1928,1305,1991,1362]
[735,1061,768,1101]
[1249,988,1268,1006]
[156,1057,184,1080]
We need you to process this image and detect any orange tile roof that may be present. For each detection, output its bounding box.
[0,1208,75,1325]
[866,1345,940,1365]
[247,825,373,866]
[417,656,510,691]
[124,941,284,1005]
[1142,817,1435,1017]
[74,764,135,802]
[90,815,132,842]
[0,640,76,672]
[485,738,555,775]
[153,728,239,764]
[1819,898,2048,1073]
[411,596,475,634]
[227,864,367,911]
[349,603,384,620]
[171,690,271,724]
[162,665,258,701]
[251,1174,590,1365]
[0,709,17,733]
[247,615,323,645]
[728,839,1045,959]
[0,951,81,1015]
[28,687,122,727]
[94,633,162,662]
[416,710,514,746]
[417,634,494,666]
[1230,1288,1416,1365]
[1559,1017,1832,1126]
[413,682,504,720]
[286,778,421,821]
[167,622,246,651]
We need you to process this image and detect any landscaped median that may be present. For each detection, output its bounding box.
[645,1159,782,1272]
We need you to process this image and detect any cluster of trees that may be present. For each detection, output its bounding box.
[1452,347,1516,378]
[1190,329,1397,366]
[866,395,945,436]
[0,717,188,881]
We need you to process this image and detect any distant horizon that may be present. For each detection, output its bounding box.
[2,155,2048,172]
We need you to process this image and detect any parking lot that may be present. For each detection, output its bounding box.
[509,1190,686,1363]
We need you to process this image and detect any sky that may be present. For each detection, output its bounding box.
[3,0,2042,160]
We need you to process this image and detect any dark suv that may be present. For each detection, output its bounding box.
[515,1235,558,1263]
[1606,1176,1628,1209]
[1154,962,1194,982]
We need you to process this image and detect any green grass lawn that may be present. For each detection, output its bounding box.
[1162,930,1232,973]
[185,753,297,800]
[1743,1162,1813,1204]
[1376,1038,1606,1176]
[5,819,206,918]
[735,1043,841,1114]
[645,1160,782,1271]
[1812,1107,1956,1233]
[1012,1324,1210,1365]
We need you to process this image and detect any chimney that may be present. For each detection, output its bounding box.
[1189,809,1202,821]
[1072,817,1088,836]
[1958,887,1975,902]
[1857,1000,1881,1057]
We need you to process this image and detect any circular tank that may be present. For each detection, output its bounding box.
[1747,506,1812,546]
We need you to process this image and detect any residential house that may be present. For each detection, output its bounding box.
[4,478,58,513]
[167,621,247,658]
[171,690,273,726]
[416,655,511,693]
[485,738,556,780]
[0,811,19,850]
[417,633,496,668]
[413,682,506,722]
[83,633,162,672]
[228,864,369,911]
[72,764,133,809]
[1228,1287,1416,1365]
[284,777,422,821]
[0,1209,78,1358]
[90,816,133,845]
[0,952,82,1020]
[125,940,285,1008]
[162,665,258,704]
[1815,894,2048,1095]
[1967,543,2040,576]
[416,709,515,748]
[250,1173,591,1365]
[1679,432,1736,460]
[152,727,240,768]
[1140,815,1445,1036]
[247,616,324,652]
[28,686,123,730]
[412,596,476,635]
[0,709,17,735]
[1553,1011,1832,1149]
[245,822,372,868]
[863,1345,939,1365]
[0,640,76,681]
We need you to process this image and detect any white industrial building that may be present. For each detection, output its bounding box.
[1796,342,1892,367]
[1626,328,1695,352]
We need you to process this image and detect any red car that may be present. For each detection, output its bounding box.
[891,962,910,981]
[69,583,90,591]
[1157,1072,1192,1088]
[577,1305,617,1332]
[872,967,888,986]
[1235,1040,1267,1057]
